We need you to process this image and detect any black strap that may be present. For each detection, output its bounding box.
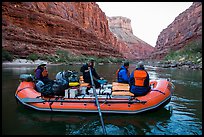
[16,87,33,94]
[36,95,42,98]
[128,96,147,104]
[60,97,65,105]
[151,89,165,95]
[48,98,53,111]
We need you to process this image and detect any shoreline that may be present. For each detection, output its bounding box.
[2,59,202,70]
[2,59,82,66]
[150,60,202,70]
[2,59,50,65]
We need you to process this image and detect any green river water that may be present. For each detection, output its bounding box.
[2,63,202,135]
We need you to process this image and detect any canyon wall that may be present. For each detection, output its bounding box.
[2,2,124,59]
[108,16,154,60]
[150,2,202,59]
[2,2,156,60]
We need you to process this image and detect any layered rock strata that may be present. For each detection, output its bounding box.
[150,2,202,59]
[2,2,123,58]
[107,16,154,60]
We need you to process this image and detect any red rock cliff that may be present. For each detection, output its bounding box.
[150,2,202,59]
[2,2,125,59]
[107,16,155,60]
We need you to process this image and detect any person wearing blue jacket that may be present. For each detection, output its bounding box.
[129,61,150,96]
[117,61,130,84]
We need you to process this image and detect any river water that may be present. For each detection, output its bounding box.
[2,63,202,135]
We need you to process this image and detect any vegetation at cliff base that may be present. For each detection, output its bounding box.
[2,49,13,61]
[44,49,125,63]
[27,53,38,61]
[2,49,125,64]
[164,40,202,64]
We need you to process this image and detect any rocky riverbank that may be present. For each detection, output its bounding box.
[148,60,202,70]
[3,59,202,70]
[2,59,57,66]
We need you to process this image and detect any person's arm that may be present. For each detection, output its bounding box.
[80,65,85,73]
[145,71,150,86]
[129,71,134,85]
[35,69,42,79]
[80,64,89,73]
[147,73,149,81]
[92,68,100,79]
[121,70,129,83]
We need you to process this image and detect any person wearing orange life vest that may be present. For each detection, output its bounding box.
[129,61,151,96]
[116,61,130,84]
[34,62,52,84]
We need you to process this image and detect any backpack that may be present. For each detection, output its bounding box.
[52,79,68,96]
[35,79,68,97]
[56,70,79,83]
[56,71,72,81]
[20,74,34,82]
[35,80,45,92]
[38,81,54,96]
[68,71,79,82]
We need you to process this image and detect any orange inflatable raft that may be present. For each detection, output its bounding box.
[15,75,175,114]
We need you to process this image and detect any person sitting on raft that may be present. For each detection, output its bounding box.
[80,59,103,89]
[129,61,151,96]
[116,61,130,84]
[34,62,53,84]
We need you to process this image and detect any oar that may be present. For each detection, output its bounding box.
[89,67,107,135]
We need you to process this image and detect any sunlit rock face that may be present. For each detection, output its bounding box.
[150,2,202,60]
[108,16,133,34]
[2,2,124,58]
[107,16,154,60]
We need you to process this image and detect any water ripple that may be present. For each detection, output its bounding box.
[148,118,202,135]
[172,79,202,88]
[172,96,200,102]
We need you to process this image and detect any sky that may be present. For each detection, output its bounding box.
[97,2,193,47]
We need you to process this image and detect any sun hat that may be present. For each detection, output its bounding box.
[136,61,144,68]
[38,62,47,67]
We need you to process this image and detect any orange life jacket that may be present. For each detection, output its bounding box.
[42,68,48,77]
[133,70,147,86]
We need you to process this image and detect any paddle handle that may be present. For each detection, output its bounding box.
[89,67,107,135]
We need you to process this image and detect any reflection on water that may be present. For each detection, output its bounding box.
[16,104,172,135]
[2,63,202,135]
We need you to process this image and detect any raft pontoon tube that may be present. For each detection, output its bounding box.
[15,75,175,114]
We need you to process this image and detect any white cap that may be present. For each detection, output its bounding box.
[38,62,46,67]
[137,61,144,68]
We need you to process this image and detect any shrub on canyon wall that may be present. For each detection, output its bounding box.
[2,49,14,61]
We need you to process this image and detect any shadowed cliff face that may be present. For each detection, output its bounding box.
[2,2,125,59]
[150,2,202,60]
[107,16,155,60]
